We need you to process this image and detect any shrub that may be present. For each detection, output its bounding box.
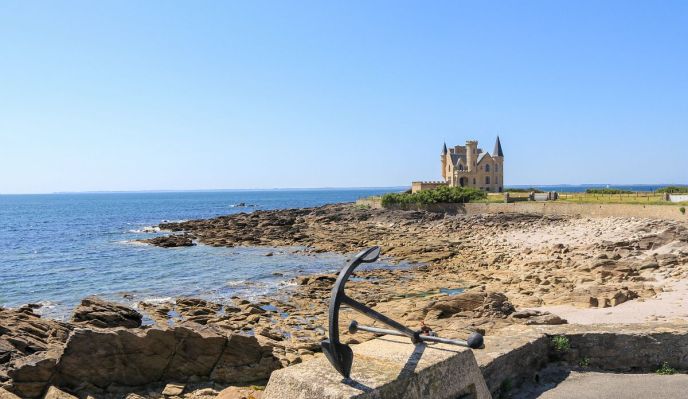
[551,335,570,352]
[681,207,686,215]
[505,187,544,193]
[381,186,487,206]
[578,357,590,367]
[657,186,688,194]
[585,188,633,194]
[656,362,677,375]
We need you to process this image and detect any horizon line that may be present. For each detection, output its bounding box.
[1,183,686,196]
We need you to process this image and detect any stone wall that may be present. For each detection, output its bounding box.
[356,198,688,222]
[260,322,688,399]
[411,181,447,193]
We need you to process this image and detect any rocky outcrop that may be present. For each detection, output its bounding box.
[71,298,143,328]
[0,306,71,389]
[3,325,279,398]
[140,234,196,248]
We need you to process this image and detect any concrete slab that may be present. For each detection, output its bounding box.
[516,371,688,399]
[263,334,490,399]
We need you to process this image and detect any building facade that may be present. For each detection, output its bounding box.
[441,137,504,192]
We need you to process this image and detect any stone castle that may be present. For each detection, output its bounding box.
[412,137,504,193]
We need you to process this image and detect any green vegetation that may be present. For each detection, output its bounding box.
[585,188,633,194]
[578,357,591,368]
[381,186,486,206]
[657,186,688,193]
[656,362,678,375]
[681,207,686,215]
[504,187,543,193]
[551,335,570,353]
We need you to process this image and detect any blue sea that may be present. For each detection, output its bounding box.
[0,189,401,319]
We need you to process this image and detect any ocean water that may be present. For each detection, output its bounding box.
[0,189,402,319]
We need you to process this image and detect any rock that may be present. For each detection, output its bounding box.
[511,310,567,325]
[44,386,78,399]
[0,388,21,399]
[140,234,195,248]
[49,325,277,390]
[0,307,71,366]
[71,297,142,328]
[217,386,263,399]
[6,351,60,398]
[162,383,185,396]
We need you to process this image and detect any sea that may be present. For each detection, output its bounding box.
[0,189,403,319]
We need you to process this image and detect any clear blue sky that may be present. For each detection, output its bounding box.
[1,1,686,194]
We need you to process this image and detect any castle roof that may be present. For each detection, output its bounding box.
[442,142,448,155]
[450,153,464,166]
[477,152,492,164]
[493,136,504,157]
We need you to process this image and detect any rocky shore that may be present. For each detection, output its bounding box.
[3,203,687,398]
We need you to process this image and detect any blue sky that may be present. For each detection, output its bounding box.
[1,1,686,194]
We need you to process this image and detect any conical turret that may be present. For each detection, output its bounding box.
[493,136,504,157]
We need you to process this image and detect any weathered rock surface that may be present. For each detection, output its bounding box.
[140,234,196,248]
[72,297,143,328]
[3,323,279,398]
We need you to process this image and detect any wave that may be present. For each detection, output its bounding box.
[128,226,161,233]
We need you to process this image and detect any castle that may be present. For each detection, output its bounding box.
[412,137,504,193]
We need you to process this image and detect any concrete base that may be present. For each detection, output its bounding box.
[263,335,491,399]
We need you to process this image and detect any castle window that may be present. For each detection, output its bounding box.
[485,176,490,184]
[485,164,490,172]
[473,178,476,184]
[459,164,463,171]
[495,164,499,172]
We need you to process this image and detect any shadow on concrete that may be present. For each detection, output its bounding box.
[340,341,428,394]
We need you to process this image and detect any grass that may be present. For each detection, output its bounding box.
[656,362,678,375]
[380,186,486,206]
[657,186,688,194]
[557,192,687,205]
[551,335,570,353]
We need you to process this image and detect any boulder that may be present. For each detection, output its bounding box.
[44,386,77,399]
[71,298,142,329]
[217,386,263,399]
[0,388,21,399]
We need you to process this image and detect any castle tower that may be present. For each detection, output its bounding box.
[493,136,504,192]
[465,140,478,172]
[441,142,448,180]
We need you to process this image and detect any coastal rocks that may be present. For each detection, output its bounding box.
[217,386,263,399]
[510,310,567,325]
[141,234,196,248]
[0,307,71,367]
[426,290,515,320]
[2,324,279,398]
[71,298,143,328]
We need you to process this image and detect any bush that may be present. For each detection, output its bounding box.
[504,187,544,193]
[657,186,688,194]
[680,207,686,215]
[381,186,487,206]
[585,188,633,194]
[551,335,570,352]
[656,362,677,375]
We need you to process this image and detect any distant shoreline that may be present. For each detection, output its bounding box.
[2,183,686,196]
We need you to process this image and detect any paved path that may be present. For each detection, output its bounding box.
[534,372,688,399]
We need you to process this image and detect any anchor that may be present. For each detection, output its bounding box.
[321,246,484,379]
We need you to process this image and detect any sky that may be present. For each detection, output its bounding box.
[1,1,687,194]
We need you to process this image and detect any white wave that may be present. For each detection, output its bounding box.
[128,226,161,233]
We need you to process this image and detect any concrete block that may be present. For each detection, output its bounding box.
[263,334,490,399]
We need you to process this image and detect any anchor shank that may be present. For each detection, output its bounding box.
[342,295,418,341]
